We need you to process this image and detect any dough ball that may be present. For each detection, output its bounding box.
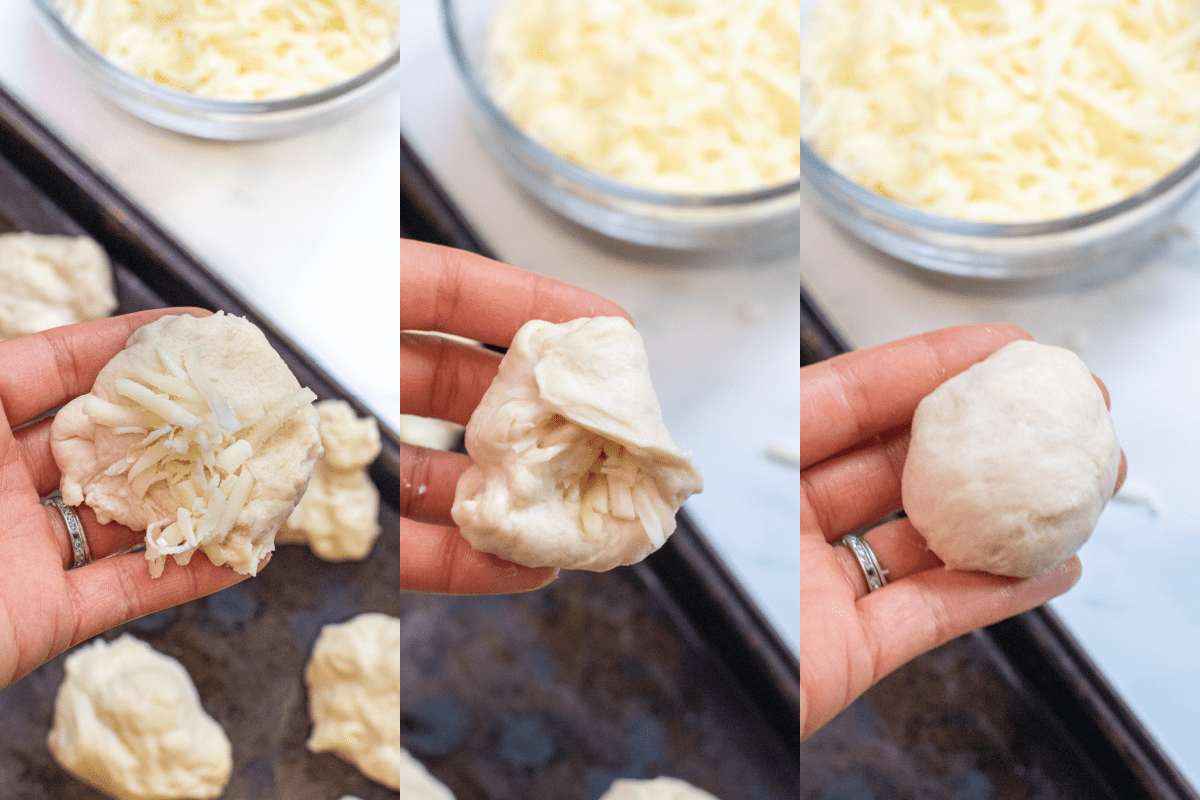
[50,312,323,577]
[901,340,1122,578]
[452,317,704,571]
[47,634,232,800]
[279,399,382,560]
[305,612,401,789]
[0,232,116,342]
[599,776,721,800]
[398,748,457,800]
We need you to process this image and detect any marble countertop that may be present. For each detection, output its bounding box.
[0,0,400,435]
[399,0,802,655]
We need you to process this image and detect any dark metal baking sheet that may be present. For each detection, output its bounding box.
[0,82,400,799]
[400,138,800,798]
[798,286,1199,800]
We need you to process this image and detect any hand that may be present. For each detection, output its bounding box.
[0,309,251,691]
[399,240,631,594]
[799,324,1127,738]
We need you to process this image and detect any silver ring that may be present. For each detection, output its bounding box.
[836,533,889,593]
[41,493,91,570]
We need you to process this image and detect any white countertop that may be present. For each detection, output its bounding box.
[800,140,1200,789]
[399,0,802,655]
[0,0,400,436]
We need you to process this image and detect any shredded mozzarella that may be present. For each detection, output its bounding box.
[63,0,401,100]
[801,0,1200,222]
[488,0,802,193]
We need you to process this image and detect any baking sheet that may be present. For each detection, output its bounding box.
[0,82,400,798]
[400,138,800,798]
[798,286,1198,800]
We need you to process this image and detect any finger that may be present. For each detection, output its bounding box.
[400,442,472,525]
[800,324,1031,469]
[860,556,1082,684]
[42,502,146,570]
[830,517,948,598]
[400,240,630,347]
[0,308,210,427]
[63,550,249,648]
[802,426,909,540]
[400,518,557,594]
[400,332,501,425]
[13,416,58,497]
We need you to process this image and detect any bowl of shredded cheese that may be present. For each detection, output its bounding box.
[800,0,1200,279]
[443,0,803,251]
[33,0,401,140]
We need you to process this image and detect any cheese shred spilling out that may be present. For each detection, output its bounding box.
[62,0,401,100]
[86,344,317,577]
[487,0,803,193]
[800,0,1200,222]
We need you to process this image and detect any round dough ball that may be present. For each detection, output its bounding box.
[305,612,401,789]
[901,339,1121,578]
[50,312,323,577]
[599,776,721,800]
[47,634,232,800]
[452,317,703,571]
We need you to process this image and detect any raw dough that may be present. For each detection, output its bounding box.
[0,232,115,342]
[901,340,1122,577]
[47,634,232,800]
[278,399,382,560]
[452,317,703,571]
[50,312,322,577]
[305,612,401,789]
[600,776,721,800]
[398,748,457,800]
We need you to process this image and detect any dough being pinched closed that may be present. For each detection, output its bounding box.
[452,317,703,571]
[902,340,1121,578]
[51,312,322,577]
[47,634,232,800]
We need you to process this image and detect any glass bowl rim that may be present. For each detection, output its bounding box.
[32,0,402,115]
[440,0,802,210]
[801,137,1200,239]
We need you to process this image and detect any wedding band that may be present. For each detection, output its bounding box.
[836,533,889,593]
[42,493,92,570]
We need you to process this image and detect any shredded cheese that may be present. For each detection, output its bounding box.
[85,346,317,577]
[801,0,1200,222]
[487,0,802,193]
[63,0,401,100]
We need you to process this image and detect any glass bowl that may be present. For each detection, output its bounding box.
[442,0,801,252]
[801,138,1200,281]
[32,0,400,141]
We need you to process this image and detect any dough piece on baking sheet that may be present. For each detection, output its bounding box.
[452,317,704,572]
[278,399,382,560]
[47,634,232,800]
[902,340,1122,578]
[305,612,401,789]
[398,748,457,800]
[50,312,323,577]
[600,776,721,800]
[0,232,116,342]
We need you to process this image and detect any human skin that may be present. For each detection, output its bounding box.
[399,239,631,595]
[799,323,1127,738]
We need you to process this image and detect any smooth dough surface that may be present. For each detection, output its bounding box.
[901,340,1121,578]
[305,612,401,789]
[398,748,457,800]
[0,232,116,342]
[278,399,382,560]
[452,317,703,571]
[599,776,721,800]
[51,312,322,576]
[47,634,232,800]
